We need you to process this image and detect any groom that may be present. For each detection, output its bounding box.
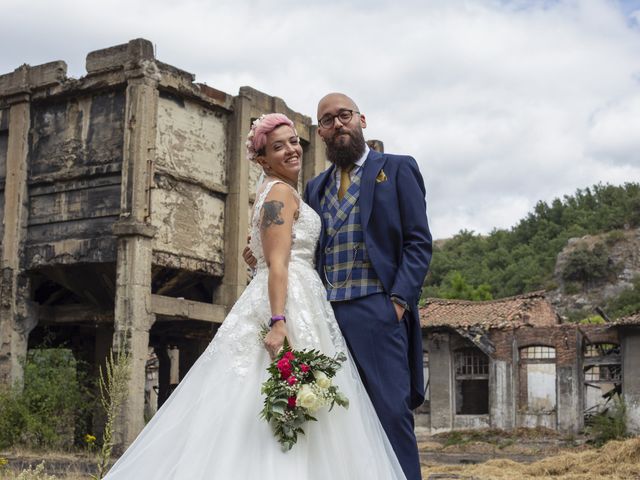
[304,93,432,480]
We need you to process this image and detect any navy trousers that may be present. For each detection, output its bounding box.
[332,293,422,480]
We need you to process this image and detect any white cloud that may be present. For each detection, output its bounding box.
[1,0,639,239]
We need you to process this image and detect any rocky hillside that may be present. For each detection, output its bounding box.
[547,228,640,319]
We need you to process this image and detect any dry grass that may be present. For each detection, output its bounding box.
[422,436,640,480]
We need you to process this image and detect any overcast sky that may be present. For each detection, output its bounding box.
[2,0,639,239]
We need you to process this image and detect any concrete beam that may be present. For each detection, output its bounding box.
[0,62,67,98]
[151,294,225,324]
[38,304,113,325]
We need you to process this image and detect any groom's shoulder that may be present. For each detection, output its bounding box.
[308,165,333,187]
[375,151,419,171]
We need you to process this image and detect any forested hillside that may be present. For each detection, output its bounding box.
[422,183,640,320]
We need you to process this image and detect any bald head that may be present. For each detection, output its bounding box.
[317,93,359,119]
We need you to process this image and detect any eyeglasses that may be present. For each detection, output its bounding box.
[318,109,360,129]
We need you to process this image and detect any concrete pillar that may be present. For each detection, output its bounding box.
[557,329,582,433]
[302,125,328,188]
[144,347,159,420]
[168,346,180,385]
[556,365,581,433]
[427,332,454,432]
[214,93,251,308]
[156,344,171,406]
[111,39,159,449]
[621,328,640,434]
[0,92,37,388]
[490,360,514,429]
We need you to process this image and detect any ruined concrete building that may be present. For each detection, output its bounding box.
[417,292,640,435]
[0,38,327,447]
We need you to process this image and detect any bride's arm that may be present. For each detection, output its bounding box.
[260,183,299,359]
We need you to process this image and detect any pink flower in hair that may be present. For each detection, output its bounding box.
[245,113,296,163]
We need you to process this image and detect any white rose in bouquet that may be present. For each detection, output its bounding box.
[313,370,332,389]
[297,384,320,411]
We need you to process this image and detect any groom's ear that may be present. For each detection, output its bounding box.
[359,113,367,129]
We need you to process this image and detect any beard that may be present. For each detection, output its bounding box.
[325,127,366,169]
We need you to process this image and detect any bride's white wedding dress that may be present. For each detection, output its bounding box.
[104,180,407,479]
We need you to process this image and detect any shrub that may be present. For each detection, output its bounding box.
[0,348,94,451]
[605,275,640,320]
[586,397,628,446]
[562,242,617,286]
[605,229,626,246]
[563,281,582,295]
[6,462,57,480]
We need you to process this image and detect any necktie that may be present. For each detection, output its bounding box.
[338,165,354,200]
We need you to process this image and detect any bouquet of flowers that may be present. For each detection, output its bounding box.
[260,339,349,451]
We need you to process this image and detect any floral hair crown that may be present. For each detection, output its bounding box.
[245,114,267,163]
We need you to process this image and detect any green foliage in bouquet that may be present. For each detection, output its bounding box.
[260,339,349,451]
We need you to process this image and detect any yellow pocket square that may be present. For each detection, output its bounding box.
[375,169,387,183]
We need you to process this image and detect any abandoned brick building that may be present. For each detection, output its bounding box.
[1,39,639,451]
[417,293,640,435]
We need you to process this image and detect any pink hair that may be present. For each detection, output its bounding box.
[246,113,295,162]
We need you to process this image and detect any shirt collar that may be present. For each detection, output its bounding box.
[354,145,370,169]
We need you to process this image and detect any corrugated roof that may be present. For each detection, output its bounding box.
[419,291,559,329]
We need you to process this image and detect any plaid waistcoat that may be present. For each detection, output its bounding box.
[320,166,384,301]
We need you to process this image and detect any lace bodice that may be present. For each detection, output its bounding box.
[249,180,321,270]
[201,179,347,377]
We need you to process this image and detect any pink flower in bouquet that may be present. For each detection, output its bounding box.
[300,363,310,373]
[277,358,292,378]
[284,351,295,361]
[287,375,297,385]
[287,396,297,408]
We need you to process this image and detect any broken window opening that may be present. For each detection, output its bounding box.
[454,347,489,415]
[583,342,622,422]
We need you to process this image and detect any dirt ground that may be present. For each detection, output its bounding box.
[2,429,639,479]
[418,428,640,480]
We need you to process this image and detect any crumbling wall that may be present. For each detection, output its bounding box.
[26,91,125,268]
[151,89,231,276]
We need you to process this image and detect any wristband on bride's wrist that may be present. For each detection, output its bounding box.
[269,315,286,328]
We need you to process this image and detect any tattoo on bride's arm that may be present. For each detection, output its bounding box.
[261,201,285,230]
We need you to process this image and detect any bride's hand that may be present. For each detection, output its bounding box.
[242,235,257,269]
[264,322,288,360]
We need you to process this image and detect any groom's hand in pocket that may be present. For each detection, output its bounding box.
[393,302,405,322]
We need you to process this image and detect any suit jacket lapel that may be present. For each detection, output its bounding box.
[309,165,334,213]
[360,150,385,229]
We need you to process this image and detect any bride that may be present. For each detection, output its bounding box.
[103,113,407,479]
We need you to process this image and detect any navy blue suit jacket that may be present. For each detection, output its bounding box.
[304,149,432,409]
